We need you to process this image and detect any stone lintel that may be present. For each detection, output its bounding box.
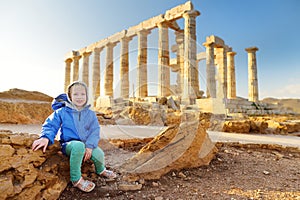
[126,24,142,38]
[206,35,225,47]
[141,14,164,29]
[107,30,127,44]
[165,1,194,21]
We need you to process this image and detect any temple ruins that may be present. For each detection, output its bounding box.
[64,1,267,115]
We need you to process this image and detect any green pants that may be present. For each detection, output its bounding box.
[65,140,105,182]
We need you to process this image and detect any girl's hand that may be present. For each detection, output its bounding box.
[32,138,49,153]
[84,148,93,162]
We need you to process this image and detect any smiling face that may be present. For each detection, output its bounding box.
[69,84,87,110]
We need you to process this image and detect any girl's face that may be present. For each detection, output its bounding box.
[70,85,87,109]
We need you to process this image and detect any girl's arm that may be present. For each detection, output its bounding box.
[41,110,62,146]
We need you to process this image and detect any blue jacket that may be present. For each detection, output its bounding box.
[41,93,100,155]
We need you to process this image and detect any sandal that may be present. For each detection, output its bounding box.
[99,169,117,179]
[72,177,95,192]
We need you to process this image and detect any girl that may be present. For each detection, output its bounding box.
[32,81,116,192]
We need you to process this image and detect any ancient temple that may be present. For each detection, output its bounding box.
[63,1,260,114]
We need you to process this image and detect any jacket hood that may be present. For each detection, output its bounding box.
[66,81,89,110]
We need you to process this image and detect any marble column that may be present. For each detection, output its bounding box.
[227,51,237,99]
[182,10,200,104]
[71,54,81,83]
[175,31,184,95]
[104,42,116,97]
[245,46,259,102]
[92,47,103,103]
[82,51,92,86]
[215,47,227,100]
[203,42,216,98]
[136,29,150,98]
[158,22,170,97]
[64,59,72,92]
[120,37,132,98]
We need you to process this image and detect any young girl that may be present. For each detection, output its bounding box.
[32,81,116,192]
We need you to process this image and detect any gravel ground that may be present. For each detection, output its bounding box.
[59,143,300,200]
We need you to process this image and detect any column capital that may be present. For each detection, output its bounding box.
[65,58,72,63]
[120,35,133,43]
[183,10,200,19]
[94,47,104,53]
[245,46,259,53]
[72,54,81,61]
[227,51,237,56]
[82,51,92,57]
[106,42,117,48]
[202,41,215,48]
[157,21,169,28]
[138,29,151,36]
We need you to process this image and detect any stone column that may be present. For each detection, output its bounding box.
[92,47,103,103]
[203,42,216,98]
[120,37,132,98]
[104,42,116,97]
[158,22,170,97]
[245,46,259,102]
[215,47,227,100]
[182,10,200,104]
[81,51,92,86]
[64,59,72,92]
[136,29,150,98]
[227,51,237,99]
[175,31,184,95]
[71,54,81,83]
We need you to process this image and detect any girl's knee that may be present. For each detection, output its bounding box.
[70,141,85,153]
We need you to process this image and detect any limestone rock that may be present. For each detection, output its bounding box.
[0,100,52,124]
[222,120,251,133]
[119,115,217,181]
[0,132,68,199]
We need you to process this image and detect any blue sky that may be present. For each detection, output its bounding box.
[0,0,299,99]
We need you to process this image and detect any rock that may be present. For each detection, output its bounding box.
[119,112,217,181]
[118,183,143,191]
[222,120,251,133]
[0,132,68,199]
[0,100,52,124]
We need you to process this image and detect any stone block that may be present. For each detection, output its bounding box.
[96,96,112,109]
[196,98,226,114]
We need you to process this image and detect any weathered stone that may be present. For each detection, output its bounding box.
[222,120,251,133]
[0,175,14,199]
[118,183,143,191]
[120,113,217,181]
[0,144,15,157]
[0,132,69,199]
[0,100,52,124]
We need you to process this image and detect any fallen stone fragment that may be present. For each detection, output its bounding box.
[119,112,218,181]
[118,183,143,191]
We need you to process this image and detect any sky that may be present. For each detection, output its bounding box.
[0,0,299,99]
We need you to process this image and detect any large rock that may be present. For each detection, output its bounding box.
[119,112,218,181]
[0,131,69,200]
